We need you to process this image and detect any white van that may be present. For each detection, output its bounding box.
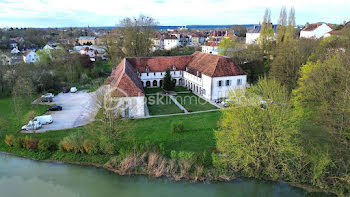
[22,120,42,131]
[33,115,53,125]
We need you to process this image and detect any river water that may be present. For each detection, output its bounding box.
[0,153,331,197]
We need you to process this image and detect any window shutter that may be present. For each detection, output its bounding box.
[229,80,232,86]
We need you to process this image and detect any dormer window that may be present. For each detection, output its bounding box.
[173,65,176,71]
[146,66,150,73]
[186,67,188,72]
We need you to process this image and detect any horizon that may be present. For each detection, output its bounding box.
[0,0,349,28]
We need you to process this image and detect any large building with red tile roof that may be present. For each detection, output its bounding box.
[106,51,247,118]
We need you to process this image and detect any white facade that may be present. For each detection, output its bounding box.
[202,45,218,55]
[183,72,246,100]
[246,33,260,44]
[300,24,333,39]
[139,68,247,101]
[23,51,38,63]
[140,69,183,88]
[164,39,179,50]
[118,96,146,118]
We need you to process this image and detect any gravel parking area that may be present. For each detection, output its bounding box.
[23,90,99,133]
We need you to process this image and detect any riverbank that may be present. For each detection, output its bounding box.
[0,149,331,196]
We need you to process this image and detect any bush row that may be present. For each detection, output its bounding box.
[5,135,57,152]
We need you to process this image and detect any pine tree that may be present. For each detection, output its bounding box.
[162,68,175,91]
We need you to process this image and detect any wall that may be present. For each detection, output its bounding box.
[300,24,333,39]
[118,96,145,118]
[140,71,183,87]
[246,33,260,44]
[211,75,247,100]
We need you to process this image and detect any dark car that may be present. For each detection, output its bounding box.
[48,106,62,111]
[62,87,70,93]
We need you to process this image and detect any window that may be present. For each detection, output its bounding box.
[237,79,242,86]
[226,80,230,86]
[218,80,222,87]
[147,73,149,76]
[154,72,156,76]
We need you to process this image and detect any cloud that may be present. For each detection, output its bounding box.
[0,0,349,27]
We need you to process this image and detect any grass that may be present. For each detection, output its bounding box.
[125,111,220,153]
[0,97,49,136]
[175,93,218,112]
[144,86,190,95]
[146,95,183,115]
[144,88,163,94]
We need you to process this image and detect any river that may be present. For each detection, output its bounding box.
[0,153,332,197]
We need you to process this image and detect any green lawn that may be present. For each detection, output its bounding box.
[174,86,189,92]
[175,93,218,112]
[0,97,49,136]
[144,88,163,94]
[124,111,220,153]
[146,95,183,115]
[144,86,190,95]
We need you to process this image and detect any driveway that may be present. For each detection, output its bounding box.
[23,90,99,133]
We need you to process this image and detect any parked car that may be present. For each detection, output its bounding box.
[21,120,42,131]
[33,115,53,125]
[62,87,70,93]
[70,87,78,93]
[214,98,222,103]
[48,106,62,111]
[41,93,54,102]
[221,98,232,107]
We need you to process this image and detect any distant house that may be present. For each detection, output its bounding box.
[300,23,333,39]
[10,37,24,43]
[202,42,218,55]
[191,33,206,46]
[246,24,278,44]
[78,36,97,45]
[9,40,18,48]
[23,50,38,63]
[80,47,96,61]
[11,47,20,54]
[164,35,180,50]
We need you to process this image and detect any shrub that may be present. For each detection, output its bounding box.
[22,136,39,150]
[171,122,184,133]
[83,139,98,154]
[38,139,57,152]
[59,133,84,153]
[13,137,24,149]
[5,135,14,147]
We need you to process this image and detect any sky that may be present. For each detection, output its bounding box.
[0,0,349,27]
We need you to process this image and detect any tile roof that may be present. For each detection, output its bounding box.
[23,50,32,56]
[126,55,192,72]
[302,23,329,31]
[205,42,218,47]
[188,52,246,77]
[106,59,145,97]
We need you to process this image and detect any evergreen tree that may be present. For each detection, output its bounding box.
[162,68,175,91]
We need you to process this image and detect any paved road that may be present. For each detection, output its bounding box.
[23,91,99,133]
